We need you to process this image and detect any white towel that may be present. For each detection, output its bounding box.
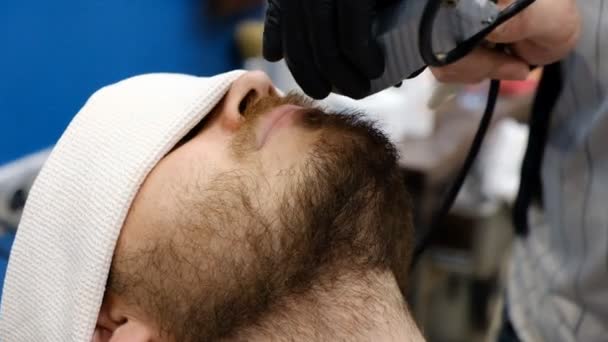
[0,70,246,341]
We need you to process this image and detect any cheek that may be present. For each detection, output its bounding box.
[123,133,236,230]
[178,127,237,175]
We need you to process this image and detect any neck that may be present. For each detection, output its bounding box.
[242,270,426,342]
[335,270,426,342]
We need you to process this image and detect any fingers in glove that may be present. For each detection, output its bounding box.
[284,0,331,99]
[336,0,385,79]
[263,0,283,62]
[309,0,370,99]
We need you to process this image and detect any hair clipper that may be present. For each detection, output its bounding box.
[359,0,503,97]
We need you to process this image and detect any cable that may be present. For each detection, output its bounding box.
[410,0,536,267]
[411,79,500,267]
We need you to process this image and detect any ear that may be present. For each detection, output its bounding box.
[93,296,157,342]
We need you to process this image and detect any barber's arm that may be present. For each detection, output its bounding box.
[430,0,581,83]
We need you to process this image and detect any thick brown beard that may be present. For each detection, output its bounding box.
[107,95,414,342]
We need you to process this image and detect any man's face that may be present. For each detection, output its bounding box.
[96,71,413,341]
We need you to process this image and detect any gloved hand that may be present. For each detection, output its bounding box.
[263,0,394,99]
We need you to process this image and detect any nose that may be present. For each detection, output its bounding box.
[217,71,276,131]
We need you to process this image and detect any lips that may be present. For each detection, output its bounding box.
[256,104,303,148]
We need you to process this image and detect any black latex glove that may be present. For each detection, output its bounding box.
[263,0,394,99]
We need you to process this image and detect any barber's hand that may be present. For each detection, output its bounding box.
[263,0,392,99]
[431,0,581,84]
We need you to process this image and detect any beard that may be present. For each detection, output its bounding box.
[107,93,414,341]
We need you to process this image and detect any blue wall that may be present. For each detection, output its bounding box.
[0,1,260,164]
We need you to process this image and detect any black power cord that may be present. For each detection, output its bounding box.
[412,79,500,266]
[411,0,536,267]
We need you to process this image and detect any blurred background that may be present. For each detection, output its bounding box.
[0,1,540,341]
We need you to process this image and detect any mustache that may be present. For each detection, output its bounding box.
[241,92,318,123]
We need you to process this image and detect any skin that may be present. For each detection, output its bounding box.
[431,0,581,83]
[93,71,426,342]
